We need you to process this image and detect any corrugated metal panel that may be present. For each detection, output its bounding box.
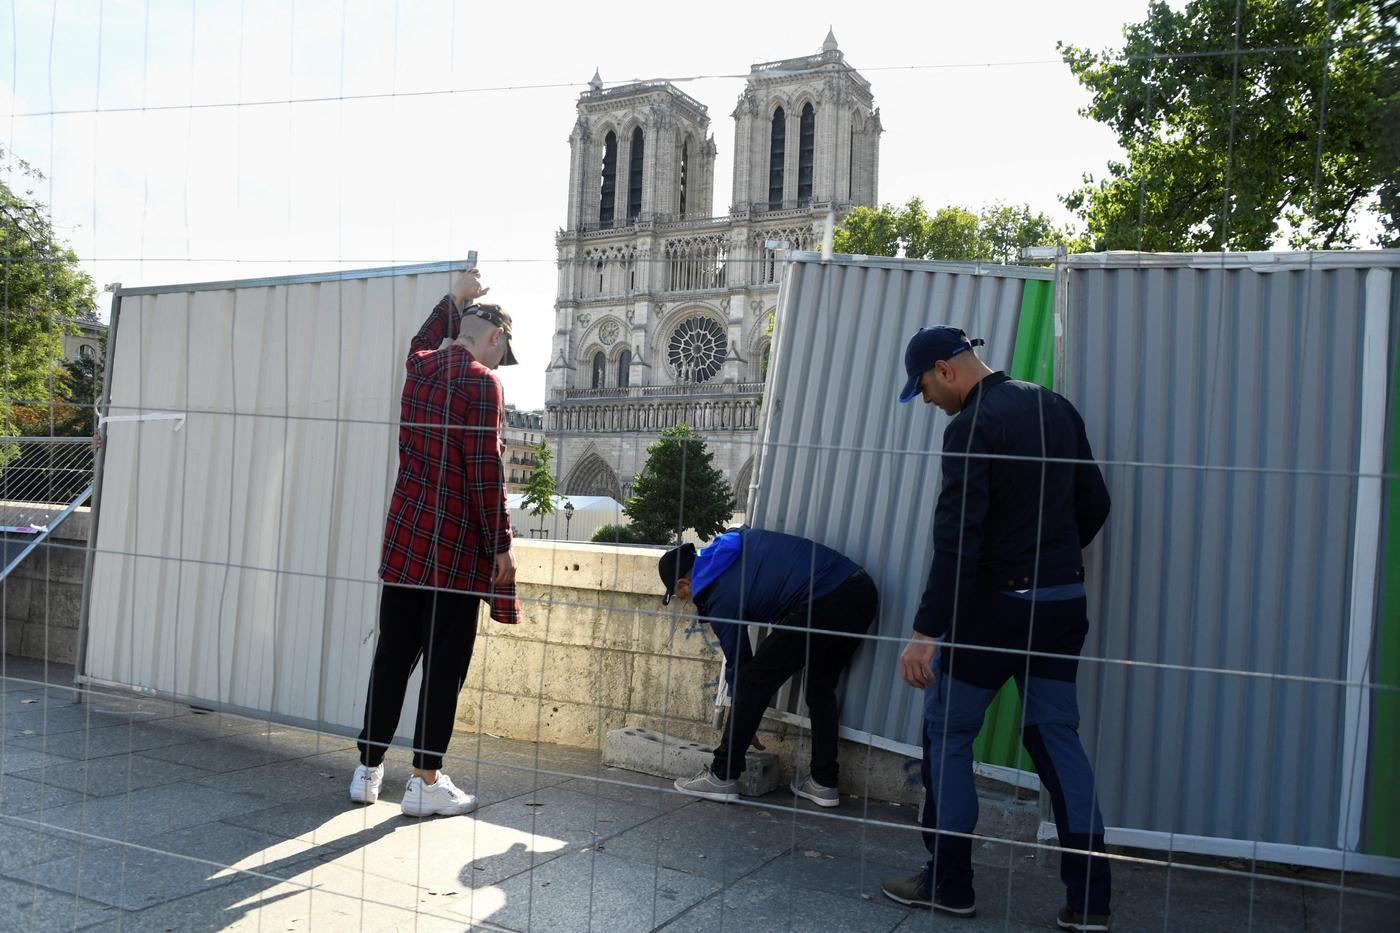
[1062,253,1398,850]
[84,260,471,738]
[750,255,1047,750]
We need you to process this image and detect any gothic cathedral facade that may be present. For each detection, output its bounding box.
[546,31,881,512]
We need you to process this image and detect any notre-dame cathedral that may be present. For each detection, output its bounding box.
[546,30,882,510]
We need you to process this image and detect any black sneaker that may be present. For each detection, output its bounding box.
[880,873,976,916]
[1057,906,1111,931]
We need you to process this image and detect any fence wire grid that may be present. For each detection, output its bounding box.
[3,2,1399,932]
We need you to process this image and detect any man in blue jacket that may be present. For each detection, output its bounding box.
[881,326,1113,933]
[658,527,878,807]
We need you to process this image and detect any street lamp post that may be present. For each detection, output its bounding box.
[563,499,575,540]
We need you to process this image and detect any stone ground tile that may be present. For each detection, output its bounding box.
[746,845,915,904]
[7,720,194,760]
[0,817,85,873]
[3,704,119,738]
[374,916,505,933]
[1303,880,1400,932]
[221,794,413,855]
[0,874,119,930]
[137,732,311,772]
[192,760,347,806]
[557,766,693,813]
[11,751,208,798]
[0,773,89,814]
[1107,859,1308,932]
[291,859,481,927]
[471,783,666,852]
[142,820,331,883]
[6,837,249,911]
[600,801,796,883]
[0,670,82,698]
[776,800,930,871]
[887,861,1078,933]
[76,873,427,933]
[2,699,177,738]
[158,709,315,740]
[34,780,275,843]
[0,743,79,775]
[319,811,574,892]
[660,874,911,933]
[461,849,719,933]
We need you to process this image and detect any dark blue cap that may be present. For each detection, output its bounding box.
[898,326,985,404]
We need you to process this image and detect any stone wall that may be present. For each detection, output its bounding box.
[1,507,90,665]
[460,539,922,804]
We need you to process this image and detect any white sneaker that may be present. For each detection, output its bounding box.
[349,763,384,804]
[401,773,477,818]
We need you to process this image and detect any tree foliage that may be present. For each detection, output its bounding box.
[590,523,652,545]
[624,425,735,545]
[520,441,557,533]
[1060,0,1399,250]
[0,147,96,435]
[833,198,1074,262]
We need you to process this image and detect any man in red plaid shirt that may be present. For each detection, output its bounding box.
[350,267,522,818]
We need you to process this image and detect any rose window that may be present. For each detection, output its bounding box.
[667,317,727,384]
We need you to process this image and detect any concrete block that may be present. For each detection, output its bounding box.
[3,619,25,655]
[40,581,84,628]
[603,726,778,798]
[1,576,32,622]
[21,621,76,664]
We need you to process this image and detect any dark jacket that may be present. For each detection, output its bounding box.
[913,372,1110,638]
[695,527,860,627]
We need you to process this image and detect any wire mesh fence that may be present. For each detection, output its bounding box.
[3,3,1399,931]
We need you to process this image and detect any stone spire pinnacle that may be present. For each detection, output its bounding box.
[588,68,603,91]
[821,27,838,52]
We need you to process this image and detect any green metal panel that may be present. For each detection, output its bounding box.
[971,278,1055,772]
[1367,312,1400,857]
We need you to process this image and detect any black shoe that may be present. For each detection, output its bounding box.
[880,873,976,916]
[1057,905,1111,931]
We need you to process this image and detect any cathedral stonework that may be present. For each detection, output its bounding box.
[547,31,882,510]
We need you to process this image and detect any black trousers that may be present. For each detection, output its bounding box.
[711,570,878,786]
[357,584,481,771]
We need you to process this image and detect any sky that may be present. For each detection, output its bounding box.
[1,0,1167,410]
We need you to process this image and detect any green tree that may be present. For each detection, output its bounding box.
[1059,0,1398,251]
[521,441,557,535]
[13,332,105,438]
[624,425,735,545]
[0,147,95,436]
[834,198,1072,262]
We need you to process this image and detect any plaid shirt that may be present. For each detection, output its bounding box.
[378,295,520,624]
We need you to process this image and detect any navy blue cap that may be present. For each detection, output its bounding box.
[658,543,697,605]
[898,326,985,404]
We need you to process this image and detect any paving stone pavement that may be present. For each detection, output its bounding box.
[1,656,1395,932]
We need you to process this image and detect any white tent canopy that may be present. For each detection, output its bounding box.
[507,494,625,542]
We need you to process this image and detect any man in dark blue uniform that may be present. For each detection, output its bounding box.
[658,527,878,807]
[880,326,1114,932]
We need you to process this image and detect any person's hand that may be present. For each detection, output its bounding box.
[493,549,516,587]
[900,634,938,689]
[452,268,489,306]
